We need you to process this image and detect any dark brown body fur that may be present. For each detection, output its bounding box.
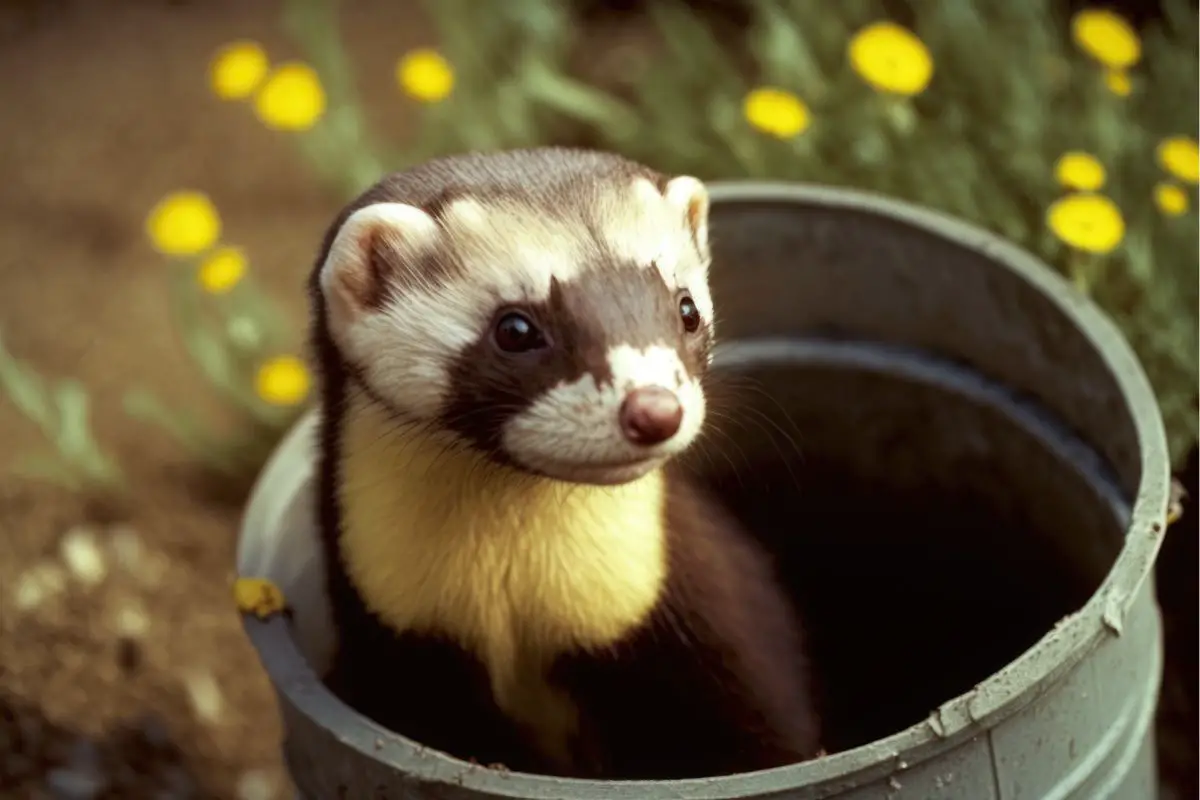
[318,458,821,778]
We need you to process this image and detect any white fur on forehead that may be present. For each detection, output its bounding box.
[439,198,589,302]
[440,177,712,303]
[595,176,714,319]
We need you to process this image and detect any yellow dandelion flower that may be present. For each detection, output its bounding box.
[1104,68,1132,97]
[253,62,326,131]
[848,22,934,96]
[1156,136,1199,184]
[196,246,247,294]
[396,49,455,103]
[1071,10,1141,70]
[743,87,811,139]
[1054,151,1106,191]
[1046,192,1125,255]
[145,191,221,257]
[255,356,310,406]
[209,40,269,100]
[1153,182,1189,217]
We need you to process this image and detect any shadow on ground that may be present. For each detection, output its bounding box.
[0,691,218,799]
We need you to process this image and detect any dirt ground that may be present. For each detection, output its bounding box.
[0,1,1194,799]
[0,1,434,797]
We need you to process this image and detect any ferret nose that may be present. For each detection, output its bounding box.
[619,386,683,446]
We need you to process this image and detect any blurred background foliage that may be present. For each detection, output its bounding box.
[269,0,1200,473]
[2,0,1197,494]
[363,0,1198,466]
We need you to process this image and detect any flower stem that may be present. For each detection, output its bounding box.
[881,95,917,136]
[1069,251,1102,294]
[281,0,386,198]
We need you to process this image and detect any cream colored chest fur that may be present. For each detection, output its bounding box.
[336,395,668,757]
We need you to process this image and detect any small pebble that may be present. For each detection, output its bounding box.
[13,562,67,611]
[60,526,107,587]
[235,768,276,800]
[184,670,224,726]
[109,526,144,573]
[109,525,168,587]
[112,597,151,639]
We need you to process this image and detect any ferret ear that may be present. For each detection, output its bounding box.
[318,202,440,327]
[662,176,711,261]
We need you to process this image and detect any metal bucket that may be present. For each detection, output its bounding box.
[237,183,1171,799]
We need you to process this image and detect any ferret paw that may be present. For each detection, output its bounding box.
[233,576,288,620]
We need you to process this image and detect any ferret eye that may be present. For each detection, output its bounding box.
[493,312,547,353]
[679,295,701,333]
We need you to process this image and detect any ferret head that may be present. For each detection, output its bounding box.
[316,153,714,486]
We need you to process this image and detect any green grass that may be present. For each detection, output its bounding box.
[379,0,1197,464]
[13,0,1193,500]
[0,332,124,494]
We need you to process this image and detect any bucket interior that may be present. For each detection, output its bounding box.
[683,336,1131,752]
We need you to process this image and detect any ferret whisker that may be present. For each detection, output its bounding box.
[717,376,807,450]
[684,440,723,483]
[720,407,806,494]
[706,374,806,460]
[733,402,806,463]
[695,422,751,487]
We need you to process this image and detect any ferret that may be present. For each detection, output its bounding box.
[307,147,821,780]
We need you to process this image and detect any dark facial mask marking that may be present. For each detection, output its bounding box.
[439,261,710,462]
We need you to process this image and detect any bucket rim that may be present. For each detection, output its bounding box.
[237,180,1171,799]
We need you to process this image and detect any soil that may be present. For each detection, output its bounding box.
[0,1,433,797]
[0,1,1194,799]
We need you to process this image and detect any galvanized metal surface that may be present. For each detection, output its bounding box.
[237,183,1171,799]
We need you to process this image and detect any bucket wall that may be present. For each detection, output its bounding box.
[237,183,1171,799]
